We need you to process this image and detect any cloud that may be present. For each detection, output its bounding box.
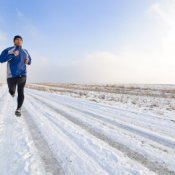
[145,0,175,74]
[0,32,7,42]
[72,52,122,83]
[0,31,8,54]
[147,0,175,50]
[65,1,175,84]
[69,50,173,84]
[147,0,175,27]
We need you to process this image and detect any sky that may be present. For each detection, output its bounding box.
[0,0,175,84]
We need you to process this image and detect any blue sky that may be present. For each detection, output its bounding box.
[0,0,151,59]
[0,0,175,84]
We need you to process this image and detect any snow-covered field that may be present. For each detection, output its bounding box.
[0,84,175,175]
[26,83,175,119]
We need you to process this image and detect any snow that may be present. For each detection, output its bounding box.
[0,84,175,175]
[0,85,46,175]
[26,83,175,119]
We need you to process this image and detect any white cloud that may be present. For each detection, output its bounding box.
[148,0,175,27]
[0,31,8,62]
[0,31,7,42]
[147,0,175,52]
[73,52,122,83]
[69,50,173,84]
[66,1,175,84]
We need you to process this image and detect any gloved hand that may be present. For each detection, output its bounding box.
[13,50,19,56]
[25,57,29,64]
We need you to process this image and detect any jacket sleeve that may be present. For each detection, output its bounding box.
[25,49,32,65]
[0,48,15,63]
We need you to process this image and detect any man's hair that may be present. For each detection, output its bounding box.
[13,35,23,41]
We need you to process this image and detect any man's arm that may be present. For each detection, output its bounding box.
[24,49,32,65]
[0,48,15,63]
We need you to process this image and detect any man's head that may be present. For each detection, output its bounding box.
[13,35,23,47]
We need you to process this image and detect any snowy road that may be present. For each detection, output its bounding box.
[0,85,175,175]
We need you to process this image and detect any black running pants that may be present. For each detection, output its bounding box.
[7,76,26,109]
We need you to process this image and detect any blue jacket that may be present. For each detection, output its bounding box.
[0,46,32,78]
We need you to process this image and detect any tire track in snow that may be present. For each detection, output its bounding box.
[22,107,65,175]
[26,91,175,175]
[57,99,175,138]
[26,87,175,137]
[26,92,174,172]
[26,86,173,122]
[26,91,175,150]
[24,100,112,175]
[0,90,46,175]
[25,95,156,175]
[0,87,63,175]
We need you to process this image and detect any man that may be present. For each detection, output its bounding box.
[0,35,32,116]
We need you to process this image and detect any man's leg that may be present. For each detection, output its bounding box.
[17,77,26,109]
[7,78,17,96]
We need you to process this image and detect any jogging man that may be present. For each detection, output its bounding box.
[0,35,32,116]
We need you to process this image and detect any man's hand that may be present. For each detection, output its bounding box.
[13,50,19,56]
[25,58,29,64]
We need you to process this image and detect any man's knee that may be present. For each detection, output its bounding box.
[18,88,24,95]
[9,90,15,96]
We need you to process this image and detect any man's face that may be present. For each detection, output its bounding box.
[14,38,23,46]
